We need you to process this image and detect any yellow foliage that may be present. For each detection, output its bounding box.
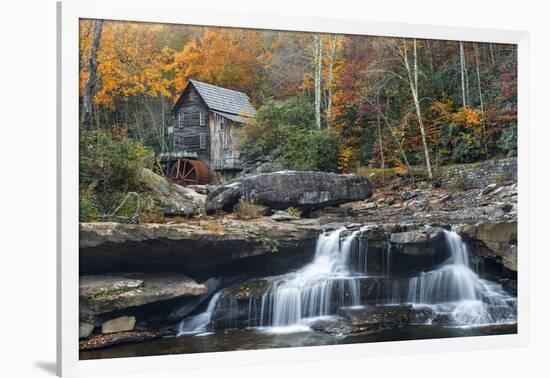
[79,20,174,107]
[337,146,360,173]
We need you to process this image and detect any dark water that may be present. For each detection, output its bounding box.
[80,323,517,360]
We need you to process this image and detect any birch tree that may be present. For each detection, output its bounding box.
[473,42,488,155]
[376,91,385,175]
[81,19,104,128]
[402,39,433,179]
[313,33,323,129]
[326,35,338,129]
[459,41,467,108]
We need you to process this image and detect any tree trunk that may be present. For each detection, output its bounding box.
[425,39,434,72]
[473,43,488,156]
[403,39,433,180]
[326,36,337,129]
[464,44,470,106]
[81,19,104,128]
[459,41,467,108]
[314,33,322,129]
[367,97,413,184]
[376,91,385,176]
[489,43,495,66]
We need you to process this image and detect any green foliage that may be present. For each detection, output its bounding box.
[277,124,339,172]
[240,96,339,172]
[452,133,483,163]
[79,187,101,222]
[497,127,517,157]
[79,127,156,220]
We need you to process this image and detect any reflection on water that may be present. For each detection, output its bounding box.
[80,323,517,360]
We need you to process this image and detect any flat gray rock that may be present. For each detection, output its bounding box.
[80,272,206,315]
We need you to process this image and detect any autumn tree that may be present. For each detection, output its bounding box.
[80,19,103,128]
[172,28,269,104]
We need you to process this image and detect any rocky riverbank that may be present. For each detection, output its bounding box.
[78,169,517,351]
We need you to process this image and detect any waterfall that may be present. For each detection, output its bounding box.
[177,292,221,335]
[255,228,367,328]
[251,228,516,329]
[405,230,516,325]
[176,228,516,336]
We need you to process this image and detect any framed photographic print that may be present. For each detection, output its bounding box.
[57,0,529,376]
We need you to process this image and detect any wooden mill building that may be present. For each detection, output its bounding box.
[165,80,256,185]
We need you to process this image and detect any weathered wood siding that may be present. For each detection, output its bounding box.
[209,112,242,170]
[173,87,211,165]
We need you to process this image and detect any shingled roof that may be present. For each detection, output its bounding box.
[175,80,256,118]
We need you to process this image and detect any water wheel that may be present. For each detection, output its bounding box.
[167,159,210,186]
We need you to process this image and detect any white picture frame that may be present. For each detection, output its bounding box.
[57,0,530,376]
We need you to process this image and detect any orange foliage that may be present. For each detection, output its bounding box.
[171,28,266,100]
[80,20,174,107]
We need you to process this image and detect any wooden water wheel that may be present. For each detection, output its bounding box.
[166,158,210,186]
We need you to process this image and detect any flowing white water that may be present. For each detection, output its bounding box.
[405,230,516,325]
[255,228,367,328]
[177,292,221,335]
[254,228,516,329]
[176,228,516,335]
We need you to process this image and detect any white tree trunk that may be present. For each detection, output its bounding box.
[473,43,488,156]
[314,33,323,129]
[464,45,470,106]
[460,41,467,108]
[326,36,337,129]
[376,91,385,174]
[404,39,433,180]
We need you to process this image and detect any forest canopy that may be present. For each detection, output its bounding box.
[79,19,517,189]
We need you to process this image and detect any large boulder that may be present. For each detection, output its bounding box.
[138,168,205,216]
[79,272,206,315]
[204,183,241,213]
[457,221,517,271]
[206,171,373,214]
[389,227,446,257]
[388,227,449,274]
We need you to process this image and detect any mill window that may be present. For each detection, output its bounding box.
[199,133,207,149]
[199,111,206,126]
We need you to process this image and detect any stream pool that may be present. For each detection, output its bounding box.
[80,323,516,360]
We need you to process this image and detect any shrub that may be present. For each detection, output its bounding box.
[233,199,266,220]
[79,187,101,222]
[239,96,339,172]
[139,209,166,224]
[79,127,156,221]
[277,125,339,172]
[497,127,517,157]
